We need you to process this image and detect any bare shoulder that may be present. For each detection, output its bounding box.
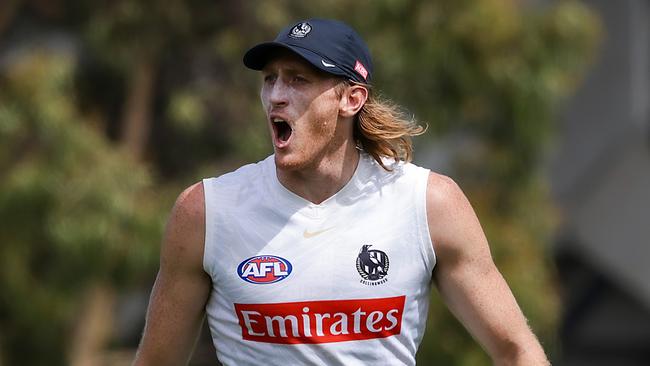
[425,172,473,225]
[425,172,486,257]
[426,172,466,208]
[171,181,205,219]
[161,181,206,272]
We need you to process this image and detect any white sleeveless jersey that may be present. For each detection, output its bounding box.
[202,153,436,365]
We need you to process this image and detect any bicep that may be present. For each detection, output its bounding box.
[433,250,526,358]
[427,174,535,360]
[134,182,211,366]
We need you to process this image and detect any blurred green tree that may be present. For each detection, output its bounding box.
[0,52,164,365]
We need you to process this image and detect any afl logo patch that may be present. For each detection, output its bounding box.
[237,255,292,284]
[289,22,312,38]
[356,245,389,285]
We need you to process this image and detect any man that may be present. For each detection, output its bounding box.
[133,19,549,365]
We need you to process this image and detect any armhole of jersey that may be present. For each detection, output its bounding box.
[415,168,437,273]
[202,178,216,276]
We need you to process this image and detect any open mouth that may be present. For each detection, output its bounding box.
[272,118,293,147]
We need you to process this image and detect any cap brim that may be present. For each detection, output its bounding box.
[243,42,347,78]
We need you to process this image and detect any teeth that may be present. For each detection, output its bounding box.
[272,118,286,123]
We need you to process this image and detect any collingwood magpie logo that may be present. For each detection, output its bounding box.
[356,245,389,286]
[289,22,311,38]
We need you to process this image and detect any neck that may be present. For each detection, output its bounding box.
[276,141,360,205]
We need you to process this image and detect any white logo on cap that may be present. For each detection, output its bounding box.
[289,22,311,38]
[321,60,336,68]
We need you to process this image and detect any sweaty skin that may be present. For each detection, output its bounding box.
[133,53,549,366]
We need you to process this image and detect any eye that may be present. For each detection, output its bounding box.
[292,75,308,84]
[263,74,277,84]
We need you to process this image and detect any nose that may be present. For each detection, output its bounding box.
[267,78,289,109]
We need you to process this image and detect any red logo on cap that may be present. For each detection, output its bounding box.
[354,60,368,80]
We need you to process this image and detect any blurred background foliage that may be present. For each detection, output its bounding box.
[0,0,600,365]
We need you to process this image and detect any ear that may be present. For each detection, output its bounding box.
[339,84,368,118]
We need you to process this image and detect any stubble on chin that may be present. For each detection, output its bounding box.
[273,149,307,172]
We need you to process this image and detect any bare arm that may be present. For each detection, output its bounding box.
[427,173,549,365]
[133,182,211,366]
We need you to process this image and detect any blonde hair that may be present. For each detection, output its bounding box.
[338,81,426,170]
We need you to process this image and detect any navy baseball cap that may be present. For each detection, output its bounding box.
[243,18,373,84]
